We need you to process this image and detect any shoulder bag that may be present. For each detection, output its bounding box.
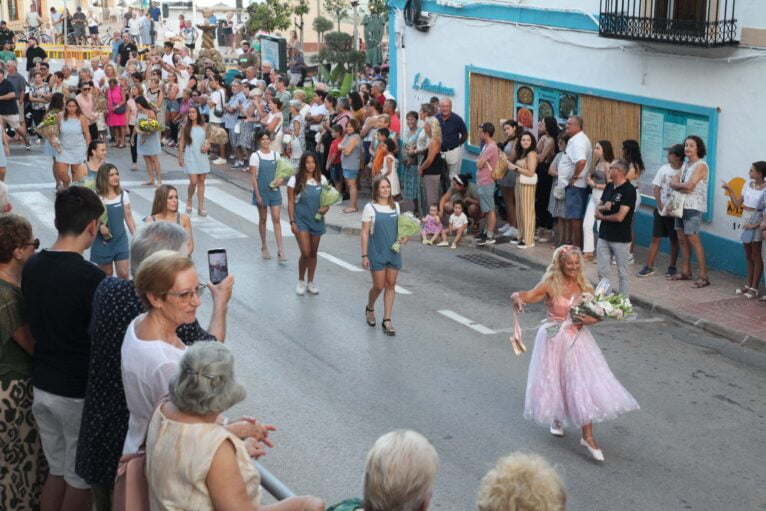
[517,158,538,186]
[213,90,224,119]
[661,163,693,218]
[492,152,509,181]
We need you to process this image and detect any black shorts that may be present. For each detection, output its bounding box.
[652,208,678,240]
[185,43,195,50]
[89,26,99,35]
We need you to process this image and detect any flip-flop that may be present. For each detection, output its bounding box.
[668,273,692,281]
[342,208,358,213]
[692,278,711,288]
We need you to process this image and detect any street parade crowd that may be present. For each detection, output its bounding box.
[1,12,766,510]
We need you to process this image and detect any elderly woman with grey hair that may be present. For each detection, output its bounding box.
[76,223,249,511]
[476,452,566,511]
[328,430,439,511]
[147,342,325,511]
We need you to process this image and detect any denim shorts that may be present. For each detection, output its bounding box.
[477,183,496,213]
[343,168,359,180]
[564,186,589,219]
[675,208,702,235]
[330,163,343,183]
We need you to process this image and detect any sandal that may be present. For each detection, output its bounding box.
[198,209,208,217]
[278,252,287,262]
[735,286,751,295]
[381,318,396,336]
[692,278,711,288]
[668,273,692,281]
[365,306,376,327]
[186,199,193,214]
[342,207,358,213]
[744,288,759,299]
[261,249,272,260]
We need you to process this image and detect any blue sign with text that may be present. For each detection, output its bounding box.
[412,73,455,96]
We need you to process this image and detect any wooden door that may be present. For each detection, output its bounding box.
[674,0,706,21]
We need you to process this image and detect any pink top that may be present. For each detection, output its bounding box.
[76,93,95,125]
[546,294,576,322]
[127,98,138,125]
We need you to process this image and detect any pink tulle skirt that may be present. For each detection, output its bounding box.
[524,320,639,428]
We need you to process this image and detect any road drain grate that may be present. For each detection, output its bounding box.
[457,253,527,270]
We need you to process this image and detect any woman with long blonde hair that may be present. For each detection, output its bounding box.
[511,245,639,462]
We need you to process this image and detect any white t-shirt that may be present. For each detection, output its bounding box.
[249,149,276,175]
[161,52,175,81]
[208,89,226,123]
[307,103,327,131]
[93,68,106,89]
[128,17,141,35]
[176,69,190,93]
[121,316,185,454]
[287,175,328,202]
[558,131,592,188]
[362,202,399,234]
[101,191,130,206]
[181,55,193,66]
[652,163,680,212]
[26,11,41,27]
[449,212,468,229]
[299,103,310,119]
[381,154,400,196]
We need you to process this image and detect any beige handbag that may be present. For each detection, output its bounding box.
[492,152,509,181]
[516,159,538,185]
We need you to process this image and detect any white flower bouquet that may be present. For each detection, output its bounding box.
[569,279,635,322]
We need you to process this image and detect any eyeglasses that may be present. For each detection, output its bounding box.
[22,238,40,250]
[82,87,91,91]
[165,283,207,302]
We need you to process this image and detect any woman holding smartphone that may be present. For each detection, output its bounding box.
[287,152,329,296]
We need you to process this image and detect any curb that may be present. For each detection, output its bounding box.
[473,243,766,352]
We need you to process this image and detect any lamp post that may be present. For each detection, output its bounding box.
[351,0,359,51]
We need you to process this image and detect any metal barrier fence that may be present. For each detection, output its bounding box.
[253,460,296,501]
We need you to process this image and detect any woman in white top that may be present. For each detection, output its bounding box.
[669,135,710,288]
[147,342,324,511]
[722,161,766,299]
[361,178,408,336]
[288,152,329,296]
[250,130,286,261]
[264,98,284,155]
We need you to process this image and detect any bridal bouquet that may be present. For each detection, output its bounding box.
[137,118,164,133]
[36,110,61,152]
[570,279,635,322]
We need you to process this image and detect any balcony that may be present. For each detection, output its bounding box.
[599,0,738,47]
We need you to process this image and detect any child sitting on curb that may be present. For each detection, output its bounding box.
[421,203,442,245]
[437,200,468,249]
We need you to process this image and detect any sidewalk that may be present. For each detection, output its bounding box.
[168,145,766,352]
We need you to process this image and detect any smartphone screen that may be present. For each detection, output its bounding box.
[208,249,228,285]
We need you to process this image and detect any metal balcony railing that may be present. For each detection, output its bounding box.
[599,0,739,47]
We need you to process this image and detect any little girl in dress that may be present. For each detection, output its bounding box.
[421,204,443,245]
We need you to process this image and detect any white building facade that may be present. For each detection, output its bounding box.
[387,0,766,275]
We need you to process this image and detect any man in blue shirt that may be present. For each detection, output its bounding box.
[148,2,161,22]
[436,98,467,179]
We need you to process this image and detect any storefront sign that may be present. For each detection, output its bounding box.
[412,73,455,96]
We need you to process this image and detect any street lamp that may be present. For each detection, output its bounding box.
[351,0,359,51]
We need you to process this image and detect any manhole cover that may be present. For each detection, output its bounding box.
[457,253,528,270]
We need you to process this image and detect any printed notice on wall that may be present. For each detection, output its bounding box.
[639,106,710,198]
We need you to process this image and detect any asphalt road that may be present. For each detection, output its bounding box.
[6,144,766,510]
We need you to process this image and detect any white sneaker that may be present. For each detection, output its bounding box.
[504,226,519,238]
[296,281,306,295]
[212,157,227,165]
[499,224,513,235]
[306,282,319,295]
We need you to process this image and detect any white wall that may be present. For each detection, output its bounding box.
[393,11,766,242]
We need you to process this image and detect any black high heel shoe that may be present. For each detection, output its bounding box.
[365,306,376,327]
[381,319,395,336]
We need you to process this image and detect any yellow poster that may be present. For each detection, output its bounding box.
[723,177,745,218]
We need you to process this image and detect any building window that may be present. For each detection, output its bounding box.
[8,0,19,21]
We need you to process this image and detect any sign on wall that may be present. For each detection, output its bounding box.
[514,82,580,136]
[639,106,709,197]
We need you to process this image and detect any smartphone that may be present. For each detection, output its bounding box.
[207,248,229,285]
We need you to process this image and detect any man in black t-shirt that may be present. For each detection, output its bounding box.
[22,187,105,509]
[595,159,636,296]
[117,33,137,67]
[0,21,15,49]
[24,36,47,75]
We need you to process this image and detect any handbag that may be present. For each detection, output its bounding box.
[516,159,538,185]
[661,191,685,218]
[492,152,509,181]
[213,91,224,118]
[553,186,566,200]
[113,104,126,115]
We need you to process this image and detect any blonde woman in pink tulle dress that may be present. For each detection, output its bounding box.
[511,245,639,462]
